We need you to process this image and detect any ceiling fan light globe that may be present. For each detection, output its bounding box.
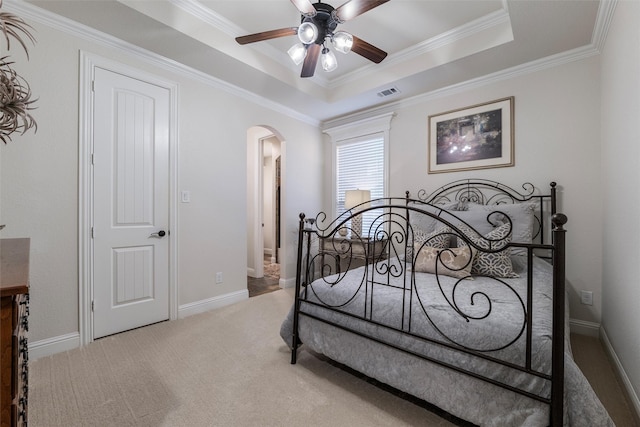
[321,48,338,72]
[332,31,353,54]
[297,22,318,44]
[288,43,307,65]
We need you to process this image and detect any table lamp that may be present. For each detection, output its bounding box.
[344,189,371,237]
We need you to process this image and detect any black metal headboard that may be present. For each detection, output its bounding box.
[410,179,557,246]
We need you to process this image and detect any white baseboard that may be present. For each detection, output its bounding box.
[29,332,80,360]
[569,318,600,337]
[29,290,249,359]
[600,327,640,423]
[279,277,295,289]
[178,289,248,318]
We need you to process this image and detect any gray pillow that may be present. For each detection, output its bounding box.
[465,202,537,256]
[407,202,493,237]
[406,201,458,236]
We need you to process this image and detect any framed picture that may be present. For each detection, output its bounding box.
[428,97,514,174]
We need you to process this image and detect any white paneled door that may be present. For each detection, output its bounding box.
[92,67,170,339]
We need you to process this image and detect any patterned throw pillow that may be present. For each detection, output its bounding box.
[457,223,519,278]
[413,244,475,279]
[406,226,452,260]
[415,226,452,249]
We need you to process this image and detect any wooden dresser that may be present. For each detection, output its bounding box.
[0,238,30,427]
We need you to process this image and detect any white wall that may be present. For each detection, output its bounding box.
[0,14,323,346]
[326,55,603,325]
[601,0,640,411]
[392,57,603,324]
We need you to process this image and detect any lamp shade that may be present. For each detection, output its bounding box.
[297,21,318,44]
[288,43,307,65]
[321,47,337,72]
[344,189,371,210]
[332,31,353,54]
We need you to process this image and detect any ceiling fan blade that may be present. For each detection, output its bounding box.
[235,27,297,45]
[300,43,321,78]
[290,0,317,17]
[335,0,390,22]
[351,35,387,63]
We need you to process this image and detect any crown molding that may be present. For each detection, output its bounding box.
[323,42,600,128]
[4,0,320,127]
[325,0,614,126]
[168,0,331,88]
[328,6,512,90]
[169,0,239,36]
[5,0,611,129]
[591,0,617,53]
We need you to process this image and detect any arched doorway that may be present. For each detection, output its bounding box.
[246,126,284,297]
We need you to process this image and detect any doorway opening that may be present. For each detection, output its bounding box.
[247,254,281,297]
[247,127,282,297]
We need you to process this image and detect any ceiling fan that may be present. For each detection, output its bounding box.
[235,0,390,78]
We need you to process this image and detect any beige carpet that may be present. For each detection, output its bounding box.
[29,290,456,426]
[29,289,637,426]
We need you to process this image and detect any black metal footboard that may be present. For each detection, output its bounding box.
[290,180,567,426]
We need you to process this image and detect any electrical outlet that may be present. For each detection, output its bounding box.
[215,272,223,284]
[580,290,593,306]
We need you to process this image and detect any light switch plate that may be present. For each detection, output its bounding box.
[580,290,593,305]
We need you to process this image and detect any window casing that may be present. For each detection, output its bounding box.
[335,136,384,237]
[324,113,393,238]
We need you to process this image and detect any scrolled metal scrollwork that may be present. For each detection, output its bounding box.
[412,265,527,353]
[416,179,537,204]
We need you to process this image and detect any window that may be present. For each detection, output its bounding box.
[324,112,393,238]
[336,136,384,237]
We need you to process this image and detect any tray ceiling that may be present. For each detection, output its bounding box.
[25,0,601,122]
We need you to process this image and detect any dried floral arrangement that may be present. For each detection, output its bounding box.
[0,0,37,143]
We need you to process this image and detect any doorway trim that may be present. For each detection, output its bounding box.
[78,51,179,345]
[254,135,268,278]
[248,127,286,282]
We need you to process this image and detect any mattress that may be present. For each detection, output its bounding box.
[280,256,613,426]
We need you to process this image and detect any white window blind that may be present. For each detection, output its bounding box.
[336,136,384,237]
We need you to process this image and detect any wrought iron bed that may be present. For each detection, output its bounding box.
[281,179,612,426]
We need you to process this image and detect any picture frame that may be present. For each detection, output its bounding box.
[428,97,514,174]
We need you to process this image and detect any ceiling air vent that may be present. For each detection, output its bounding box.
[377,87,400,98]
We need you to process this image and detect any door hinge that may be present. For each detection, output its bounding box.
[91,80,95,92]
[91,227,94,239]
[91,153,95,165]
[91,300,94,312]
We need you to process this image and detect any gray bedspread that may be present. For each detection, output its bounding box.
[280,256,613,426]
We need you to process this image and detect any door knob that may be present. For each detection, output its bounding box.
[150,230,166,238]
